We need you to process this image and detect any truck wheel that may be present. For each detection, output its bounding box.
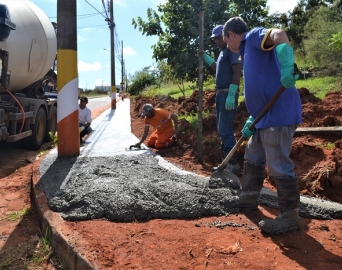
[24,107,47,150]
[45,105,57,141]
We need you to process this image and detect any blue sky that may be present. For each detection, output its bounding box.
[29,0,298,90]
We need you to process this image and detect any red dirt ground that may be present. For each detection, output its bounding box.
[2,90,342,269]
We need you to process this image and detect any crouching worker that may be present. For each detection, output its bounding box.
[79,96,92,143]
[135,104,178,149]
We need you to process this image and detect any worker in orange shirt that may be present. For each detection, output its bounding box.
[134,104,179,149]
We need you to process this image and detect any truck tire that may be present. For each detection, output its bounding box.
[45,105,57,141]
[24,107,47,150]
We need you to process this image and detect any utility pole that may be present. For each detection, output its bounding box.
[125,68,128,93]
[57,0,79,157]
[109,0,116,109]
[121,40,124,93]
[197,10,204,161]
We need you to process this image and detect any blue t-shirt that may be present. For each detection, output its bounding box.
[216,47,241,89]
[240,27,302,128]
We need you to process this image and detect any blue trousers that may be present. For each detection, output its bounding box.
[215,91,237,152]
[244,125,297,178]
[79,123,92,138]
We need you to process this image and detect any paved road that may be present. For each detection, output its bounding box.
[87,96,111,111]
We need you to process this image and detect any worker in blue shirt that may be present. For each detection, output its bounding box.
[223,17,302,235]
[203,25,242,175]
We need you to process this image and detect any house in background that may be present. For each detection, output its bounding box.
[95,84,122,92]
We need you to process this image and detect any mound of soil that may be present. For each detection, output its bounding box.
[131,88,342,204]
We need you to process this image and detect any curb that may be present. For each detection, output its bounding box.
[31,160,96,270]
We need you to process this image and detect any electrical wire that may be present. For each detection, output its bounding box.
[101,0,109,19]
[83,0,107,19]
[82,0,124,73]
[78,12,106,20]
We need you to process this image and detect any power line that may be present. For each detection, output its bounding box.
[83,0,107,19]
[82,0,124,72]
[48,11,105,19]
[114,28,122,62]
[78,12,106,20]
[77,24,108,29]
[101,0,109,19]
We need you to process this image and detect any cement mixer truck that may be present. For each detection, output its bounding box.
[0,0,58,150]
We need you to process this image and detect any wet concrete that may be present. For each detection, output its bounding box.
[38,153,239,221]
[38,153,342,222]
[37,99,342,224]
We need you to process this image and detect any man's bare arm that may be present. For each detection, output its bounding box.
[136,125,149,146]
[265,29,290,47]
[231,63,242,86]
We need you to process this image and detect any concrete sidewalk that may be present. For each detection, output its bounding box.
[33,98,342,269]
[78,98,191,172]
[79,98,146,157]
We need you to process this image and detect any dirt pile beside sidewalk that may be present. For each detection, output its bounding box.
[2,91,342,270]
[131,88,342,204]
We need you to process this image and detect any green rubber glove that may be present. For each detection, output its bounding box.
[241,116,256,138]
[276,43,299,88]
[225,84,238,110]
[203,53,215,66]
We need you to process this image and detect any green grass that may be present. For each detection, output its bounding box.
[7,207,31,221]
[137,76,341,102]
[313,141,335,150]
[141,78,217,100]
[178,110,211,129]
[295,76,341,99]
[142,82,196,99]
[0,226,69,269]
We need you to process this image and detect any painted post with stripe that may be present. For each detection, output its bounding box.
[57,0,80,157]
[109,0,116,109]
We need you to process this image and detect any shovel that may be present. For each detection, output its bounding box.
[210,85,286,183]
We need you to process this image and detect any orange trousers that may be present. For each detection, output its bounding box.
[147,129,174,149]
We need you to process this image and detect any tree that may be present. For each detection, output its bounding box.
[132,0,268,86]
[329,32,342,52]
[128,67,156,95]
[302,4,342,74]
[277,0,333,56]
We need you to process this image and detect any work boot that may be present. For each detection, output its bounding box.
[233,161,265,210]
[212,150,241,175]
[259,176,301,235]
[225,152,241,175]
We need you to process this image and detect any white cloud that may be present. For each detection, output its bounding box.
[123,46,136,56]
[80,27,96,32]
[152,0,167,4]
[268,0,298,14]
[77,34,86,42]
[114,0,127,7]
[78,61,101,72]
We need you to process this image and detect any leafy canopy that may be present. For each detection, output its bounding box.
[132,0,269,84]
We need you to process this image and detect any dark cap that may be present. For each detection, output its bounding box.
[80,96,88,103]
[141,104,153,117]
[210,25,223,38]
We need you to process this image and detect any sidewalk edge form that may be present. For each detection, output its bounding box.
[31,159,97,270]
